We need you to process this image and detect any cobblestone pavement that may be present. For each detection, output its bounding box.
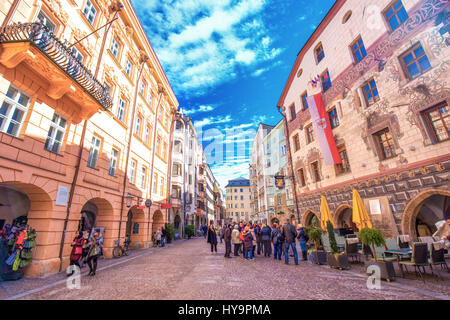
[2,238,449,300]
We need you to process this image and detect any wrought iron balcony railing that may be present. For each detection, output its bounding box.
[0,23,113,109]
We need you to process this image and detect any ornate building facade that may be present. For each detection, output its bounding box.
[278,0,449,238]
[0,0,178,277]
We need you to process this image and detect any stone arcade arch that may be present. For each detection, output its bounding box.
[152,210,165,235]
[125,205,146,249]
[401,189,450,241]
[301,209,320,228]
[334,204,357,230]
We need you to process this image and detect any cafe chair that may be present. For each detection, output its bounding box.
[399,242,429,283]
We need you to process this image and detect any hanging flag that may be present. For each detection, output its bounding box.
[306,93,342,165]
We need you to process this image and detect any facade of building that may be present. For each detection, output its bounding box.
[225,178,252,223]
[0,0,178,278]
[278,0,449,238]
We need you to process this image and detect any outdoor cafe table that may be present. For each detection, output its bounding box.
[384,248,412,277]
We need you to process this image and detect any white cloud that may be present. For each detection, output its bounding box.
[183,105,215,115]
[133,0,284,94]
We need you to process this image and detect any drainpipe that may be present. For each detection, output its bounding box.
[58,4,122,272]
[117,54,149,241]
[278,106,301,225]
[165,109,175,227]
[1,0,21,30]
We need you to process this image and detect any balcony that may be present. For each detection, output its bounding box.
[0,23,112,123]
[170,196,182,208]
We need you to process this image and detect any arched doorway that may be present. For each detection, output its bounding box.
[174,214,181,238]
[402,189,450,240]
[79,200,98,231]
[301,210,319,228]
[334,204,357,232]
[125,206,146,249]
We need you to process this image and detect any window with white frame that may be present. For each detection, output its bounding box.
[87,135,101,168]
[45,113,67,154]
[125,59,132,77]
[140,166,146,189]
[145,125,150,144]
[117,98,125,121]
[129,160,136,184]
[135,117,141,136]
[36,10,56,32]
[0,86,30,137]
[140,81,145,96]
[109,148,118,176]
[110,37,119,59]
[159,177,164,196]
[83,0,97,25]
[71,46,84,63]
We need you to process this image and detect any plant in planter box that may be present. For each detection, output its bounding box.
[360,228,395,281]
[164,223,176,243]
[185,225,195,239]
[306,226,327,265]
[326,221,350,270]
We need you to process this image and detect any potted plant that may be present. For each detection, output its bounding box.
[360,228,395,282]
[185,225,195,239]
[306,226,327,265]
[326,221,350,270]
[164,223,176,243]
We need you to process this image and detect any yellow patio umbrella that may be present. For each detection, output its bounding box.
[320,196,335,230]
[352,189,373,230]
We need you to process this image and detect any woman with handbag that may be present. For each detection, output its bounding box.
[67,231,84,276]
[87,230,103,276]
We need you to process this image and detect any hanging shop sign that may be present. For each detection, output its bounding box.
[161,203,172,209]
[196,209,202,216]
[137,206,146,210]
[275,175,285,189]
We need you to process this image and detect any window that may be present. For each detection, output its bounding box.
[45,113,67,154]
[351,36,367,62]
[125,59,132,77]
[164,113,168,128]
[423,102,450,143]
[109,148,118,176]
[139,166,146,189]
[140,81,146,97]
[328,107,339,129]
[234,189,237,193]
[297,168,306,187]
[374,128,396,160]
[293,134,300,151]
[240,188,243,192]
[145,125,150,144]
[174,140,182,153]
[162,142,167,160]
[306,124,314,144]
[289,104,296,120]
[172,185,181,199]
[0,86,30,137]
[241,203,244,208]
[335,146,351,175]
[153,173,158,194]
[315,43,325,63]
[128,160,136,184]
[400,44,432,80]
[104,82,111,97]
[135,116,141,137]
[311,161,321,182]
[36,10,56,32]
[159,177,164,196]
[83,0,97,25]
[156,136,161,156]
[301,92,308,110]
[240,196,244,200]
[117,98,125,121]
[110,37,119,59]
[321,70,332,92]
[71,46,84,63]
[87,135,101,168]
[173,163,182,176]
[362,79,380,106]
[176,120,183,130]
[383,0,408,31]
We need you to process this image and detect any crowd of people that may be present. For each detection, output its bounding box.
[68,228,104,277]
[205,218,309,265]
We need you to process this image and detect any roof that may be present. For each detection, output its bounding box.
[225,178,250,188]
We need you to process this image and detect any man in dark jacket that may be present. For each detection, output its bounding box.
[271,224,283,260]
[260,224,272,257]
[161,227,167,247]
[282,218,298,265]
[254,222,262,255]
[223,224,232,258]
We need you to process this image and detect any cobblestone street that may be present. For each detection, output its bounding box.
[1,238,449,300]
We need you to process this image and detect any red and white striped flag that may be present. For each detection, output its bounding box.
[306,93,342,165]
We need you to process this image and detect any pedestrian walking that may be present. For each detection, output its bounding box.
[254,222,262,255]
[87,230,103,276]
[271,223,283,260]
[297,224,309,261]
[207,225,218,253]
[282,218,298,265]
[231,225,241,256]
[242,226,254,260]
[261,224,272,257]
[67,231,84,276]
[203,224,208,239]
[223,224,232,258]
[218,225,224,244]
[156,229,162,247]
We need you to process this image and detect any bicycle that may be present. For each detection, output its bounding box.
[112,238,129,258]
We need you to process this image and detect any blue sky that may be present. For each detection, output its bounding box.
[131,0,336,189]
